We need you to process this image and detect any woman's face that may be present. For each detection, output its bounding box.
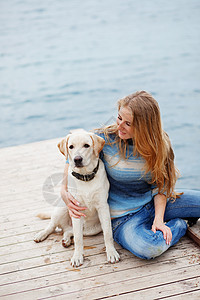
[117,106,134,140]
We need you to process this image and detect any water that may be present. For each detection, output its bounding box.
[0,0,200,189]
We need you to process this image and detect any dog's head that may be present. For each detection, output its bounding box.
[58,130,105,169]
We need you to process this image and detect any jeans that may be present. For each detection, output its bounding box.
[111,189,200,260]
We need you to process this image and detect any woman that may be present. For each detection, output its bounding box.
[61,91,200,259]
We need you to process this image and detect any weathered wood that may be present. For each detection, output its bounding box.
[187,220,200,247]
[91,281,200,300]
[1,263,200,299]
[0,239,198,288]
[0,139,199,300]
[0,251,199,295]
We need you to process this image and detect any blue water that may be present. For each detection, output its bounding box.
[0,0,200,188]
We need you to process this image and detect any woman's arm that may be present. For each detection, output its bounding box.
[60,163,87,218]
[151,193,172,245]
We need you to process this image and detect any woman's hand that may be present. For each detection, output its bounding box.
[152,193,172,245]
[61,187,87,219]
[151,219,172,245]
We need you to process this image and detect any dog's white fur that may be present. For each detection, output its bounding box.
[34,130,120,267]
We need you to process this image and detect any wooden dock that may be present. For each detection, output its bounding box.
[0,138,199,300]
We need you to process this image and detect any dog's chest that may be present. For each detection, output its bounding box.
[68,169,109,210]
[69,185,102,210]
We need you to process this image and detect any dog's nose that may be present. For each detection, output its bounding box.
[74,156,83,166]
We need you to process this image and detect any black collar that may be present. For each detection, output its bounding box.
[71,160,100,182]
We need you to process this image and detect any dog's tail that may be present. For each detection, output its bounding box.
[36,212,51,220]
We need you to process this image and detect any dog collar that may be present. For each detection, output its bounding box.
[71,160,100,182]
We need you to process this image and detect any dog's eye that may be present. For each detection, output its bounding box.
[69,145,74,149]
[84,144,90,148]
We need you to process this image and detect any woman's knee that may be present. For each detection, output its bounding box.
[113,223,169,260]
[113,218,187,260]
[166,218,187,246]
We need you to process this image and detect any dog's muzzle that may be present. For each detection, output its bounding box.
[74,156,83,168]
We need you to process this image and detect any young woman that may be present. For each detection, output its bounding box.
[61,91,200,259]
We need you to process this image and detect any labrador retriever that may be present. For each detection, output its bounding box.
[34,130,120,267]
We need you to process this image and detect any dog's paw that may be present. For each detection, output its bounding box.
[106,247,120,264]
[34,231,47,242]
[71,253,84,267]
[62,238,72,248]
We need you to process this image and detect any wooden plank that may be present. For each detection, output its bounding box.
[187,220,200,247]
[0,261,199,299]
[0,237,198,270]
[0,236,106,265]
[0,219,52,239]
[1,239,198,288]
[1,204,52,220]
[1,239,196,283]
[0,202,51,218]
[0,252,199,296]
[0,215,51,232]
[158,290,200,299]
[0,239,199,294]
[0,241,121,275]
[0,208,55,223]
[93,279,200,300]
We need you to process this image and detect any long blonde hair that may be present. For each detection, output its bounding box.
[97,91,181,199]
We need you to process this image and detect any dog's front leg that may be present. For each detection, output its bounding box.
[97,204,120,263]
[71,217,84,267]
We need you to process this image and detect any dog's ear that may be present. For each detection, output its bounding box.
[57,138,68,157]
[90,134,105,157]
[57,135,71,158]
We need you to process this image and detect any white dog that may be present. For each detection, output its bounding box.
[34,130,120,267]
